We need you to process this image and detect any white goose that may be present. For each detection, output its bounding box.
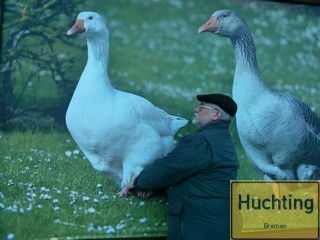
[198,9,320,181]
[66,11,188,194]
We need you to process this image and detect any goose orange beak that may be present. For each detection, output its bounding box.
[67,19,85,35]
[198,16,219,33]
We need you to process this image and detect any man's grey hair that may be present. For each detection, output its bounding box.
[220,109,232,121]
[211,104,232,121]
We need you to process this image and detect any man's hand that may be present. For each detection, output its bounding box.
[117,174,153,198]
[116,174,138,196]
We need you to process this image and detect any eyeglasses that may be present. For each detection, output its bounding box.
[198,105,219,112]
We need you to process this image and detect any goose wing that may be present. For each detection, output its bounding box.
[289,95,320,135]
[119,91,188,136]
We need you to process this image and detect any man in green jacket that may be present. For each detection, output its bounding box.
[125,93,239,240]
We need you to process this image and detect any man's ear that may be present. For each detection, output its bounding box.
[212,110,222,121]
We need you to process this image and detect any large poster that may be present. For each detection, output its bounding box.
[1,0,319,239]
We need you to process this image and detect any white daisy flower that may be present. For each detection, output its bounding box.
[65,151,72,157]
[139,218,148,223]
[82,196,90,202]
[87,207,96,213]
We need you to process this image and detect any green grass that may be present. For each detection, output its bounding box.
[0,131,168,239]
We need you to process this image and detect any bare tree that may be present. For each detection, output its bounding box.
[1,0,85,129]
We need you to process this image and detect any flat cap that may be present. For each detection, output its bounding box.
[196,93,237,117]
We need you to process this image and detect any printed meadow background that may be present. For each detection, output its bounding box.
[1,0,320,239]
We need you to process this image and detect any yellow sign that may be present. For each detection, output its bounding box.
[231,181,319,239]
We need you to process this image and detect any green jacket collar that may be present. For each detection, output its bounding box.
[198,120,230,132]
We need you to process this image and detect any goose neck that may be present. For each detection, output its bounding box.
[230,28,269,99]
[87,34,109,67]
[80,33,114,92]
[230,28,259,73]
